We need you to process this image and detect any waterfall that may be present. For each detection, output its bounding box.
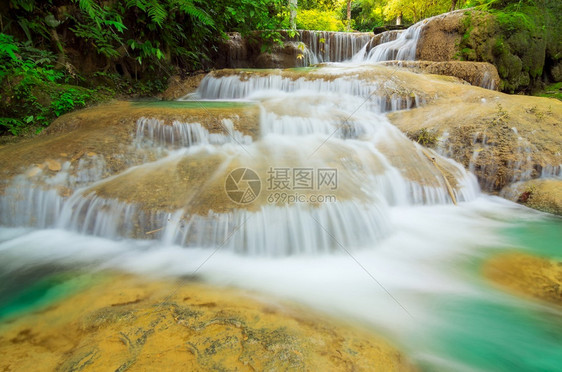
[220,30,373,68]
[351,10,467,63]
[134,117,252,148]
[0,80,480,255]
[294,30,373,64]
[189,69,425,113]
[0,12,504,256]
[364,22,424,62]
[3,11,562,372]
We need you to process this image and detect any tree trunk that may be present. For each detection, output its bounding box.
[289,0,297,30]
[450,0,458,12]
[346,0,352,31]
[396,11,403,26]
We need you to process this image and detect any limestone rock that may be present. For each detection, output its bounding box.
[387,79,562,194]
[158,73,207,100]
[255,43,303,69]
[380,60,500,90]
[501,179,562,216]
[45,159,61,172]
[0,101,259,186]
[0,275,415,371]
[550,61,562,82]
[416,11,466,62]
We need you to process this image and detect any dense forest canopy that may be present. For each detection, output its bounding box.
[0,0,560,136]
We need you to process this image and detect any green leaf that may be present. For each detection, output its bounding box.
[0,33,20,61]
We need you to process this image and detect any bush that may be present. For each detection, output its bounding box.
[0,33,108,136]
[296,9,345,31]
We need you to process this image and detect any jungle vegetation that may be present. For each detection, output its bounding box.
[0,0,559,136]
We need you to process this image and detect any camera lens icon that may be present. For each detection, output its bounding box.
[225,168,261,204]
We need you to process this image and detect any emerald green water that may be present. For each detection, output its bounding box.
[423,216,562,372]
[504,218,562,258]
[425,298,562,371]
[0,270,98,321]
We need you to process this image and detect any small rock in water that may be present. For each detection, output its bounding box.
[87,152,97,157]
[45,159,61,172]
[26,167,42,178]
[71,150,85,162]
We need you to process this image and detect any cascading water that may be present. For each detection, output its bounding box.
[188,68,425,112]
[0,85,477,254]
[359,22,424,62]
[1,19,562,372]
[294,30,373,64]
[352,11,462,63]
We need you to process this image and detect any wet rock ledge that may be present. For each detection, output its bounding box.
[0,274,415,371]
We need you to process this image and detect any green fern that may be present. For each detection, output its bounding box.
[173,0,215,27]
[0,33,20,61]
[147,0,168,26]
[75,0,107,27]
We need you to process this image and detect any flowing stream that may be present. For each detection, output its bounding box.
[1,20,562,372]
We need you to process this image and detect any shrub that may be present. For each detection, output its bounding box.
[296,9,345,31]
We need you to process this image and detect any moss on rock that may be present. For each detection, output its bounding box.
[417,4,561,94]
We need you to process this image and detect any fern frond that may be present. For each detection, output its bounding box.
[172,0,214,27]
[147,0,167,26]
[74,0,113,28]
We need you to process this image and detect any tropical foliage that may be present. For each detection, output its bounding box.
[0,0,559,135]
[296,9,346,31]
[0,0,289,135]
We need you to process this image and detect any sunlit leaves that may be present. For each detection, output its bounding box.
[0,34,20,61]
[383,0,451,22]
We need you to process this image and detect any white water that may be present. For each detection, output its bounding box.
[360,21,424,62]
[134,117,252,148]
[1,197,559,371]
[294,30,373,65]
[351,11,466,64]
[189,70,425,112]
[0,94,479,254]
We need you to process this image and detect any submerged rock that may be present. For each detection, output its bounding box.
[0,274,415,371]
[45,159,62,172]
[484,253,562,306]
